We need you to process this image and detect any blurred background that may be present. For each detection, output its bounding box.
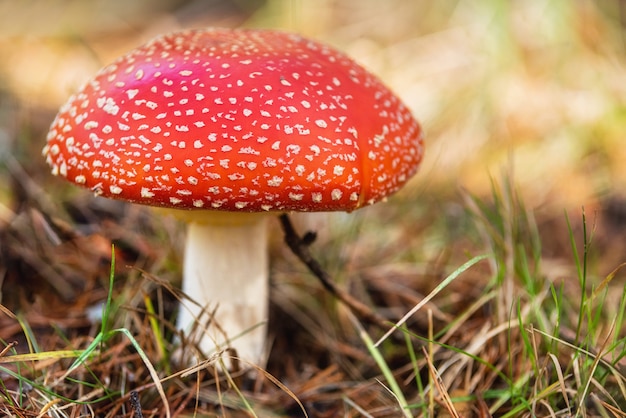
[0,0,624,221]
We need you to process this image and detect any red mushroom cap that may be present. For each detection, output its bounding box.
[43,29,424,212]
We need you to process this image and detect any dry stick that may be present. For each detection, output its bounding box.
[278,214,388,329]
[130,390,144,418]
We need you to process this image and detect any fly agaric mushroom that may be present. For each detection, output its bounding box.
[42,28,424,365]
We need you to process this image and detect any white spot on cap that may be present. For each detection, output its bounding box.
[59,161,68,176]
[315,120,327,128]
[126,89,139,99]
[239,146,260,155]
[110,185,123,195]
[267,176,283,187]
[99,97,119,115]
[310,145,321,155]
[84,121,98,130]
[141,188,155,198]
[331,189,342,200]
[286,144,301,154]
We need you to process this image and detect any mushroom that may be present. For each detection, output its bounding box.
[42,29,424,365]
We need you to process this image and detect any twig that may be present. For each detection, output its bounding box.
[0,341,18,357]
[130,390,144,418]
[278,214,388,329]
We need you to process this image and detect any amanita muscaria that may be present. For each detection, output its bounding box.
[43,28,424,365]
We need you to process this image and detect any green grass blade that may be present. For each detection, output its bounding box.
[375,254,489,347]
[352,313,411,418]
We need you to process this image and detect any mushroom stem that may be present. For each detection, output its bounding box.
[178,214,269,365]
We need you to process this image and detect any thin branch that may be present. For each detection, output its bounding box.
[278,213,388,329]
[130,390,144,418]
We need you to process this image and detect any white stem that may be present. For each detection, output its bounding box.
[178,214,269,365]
